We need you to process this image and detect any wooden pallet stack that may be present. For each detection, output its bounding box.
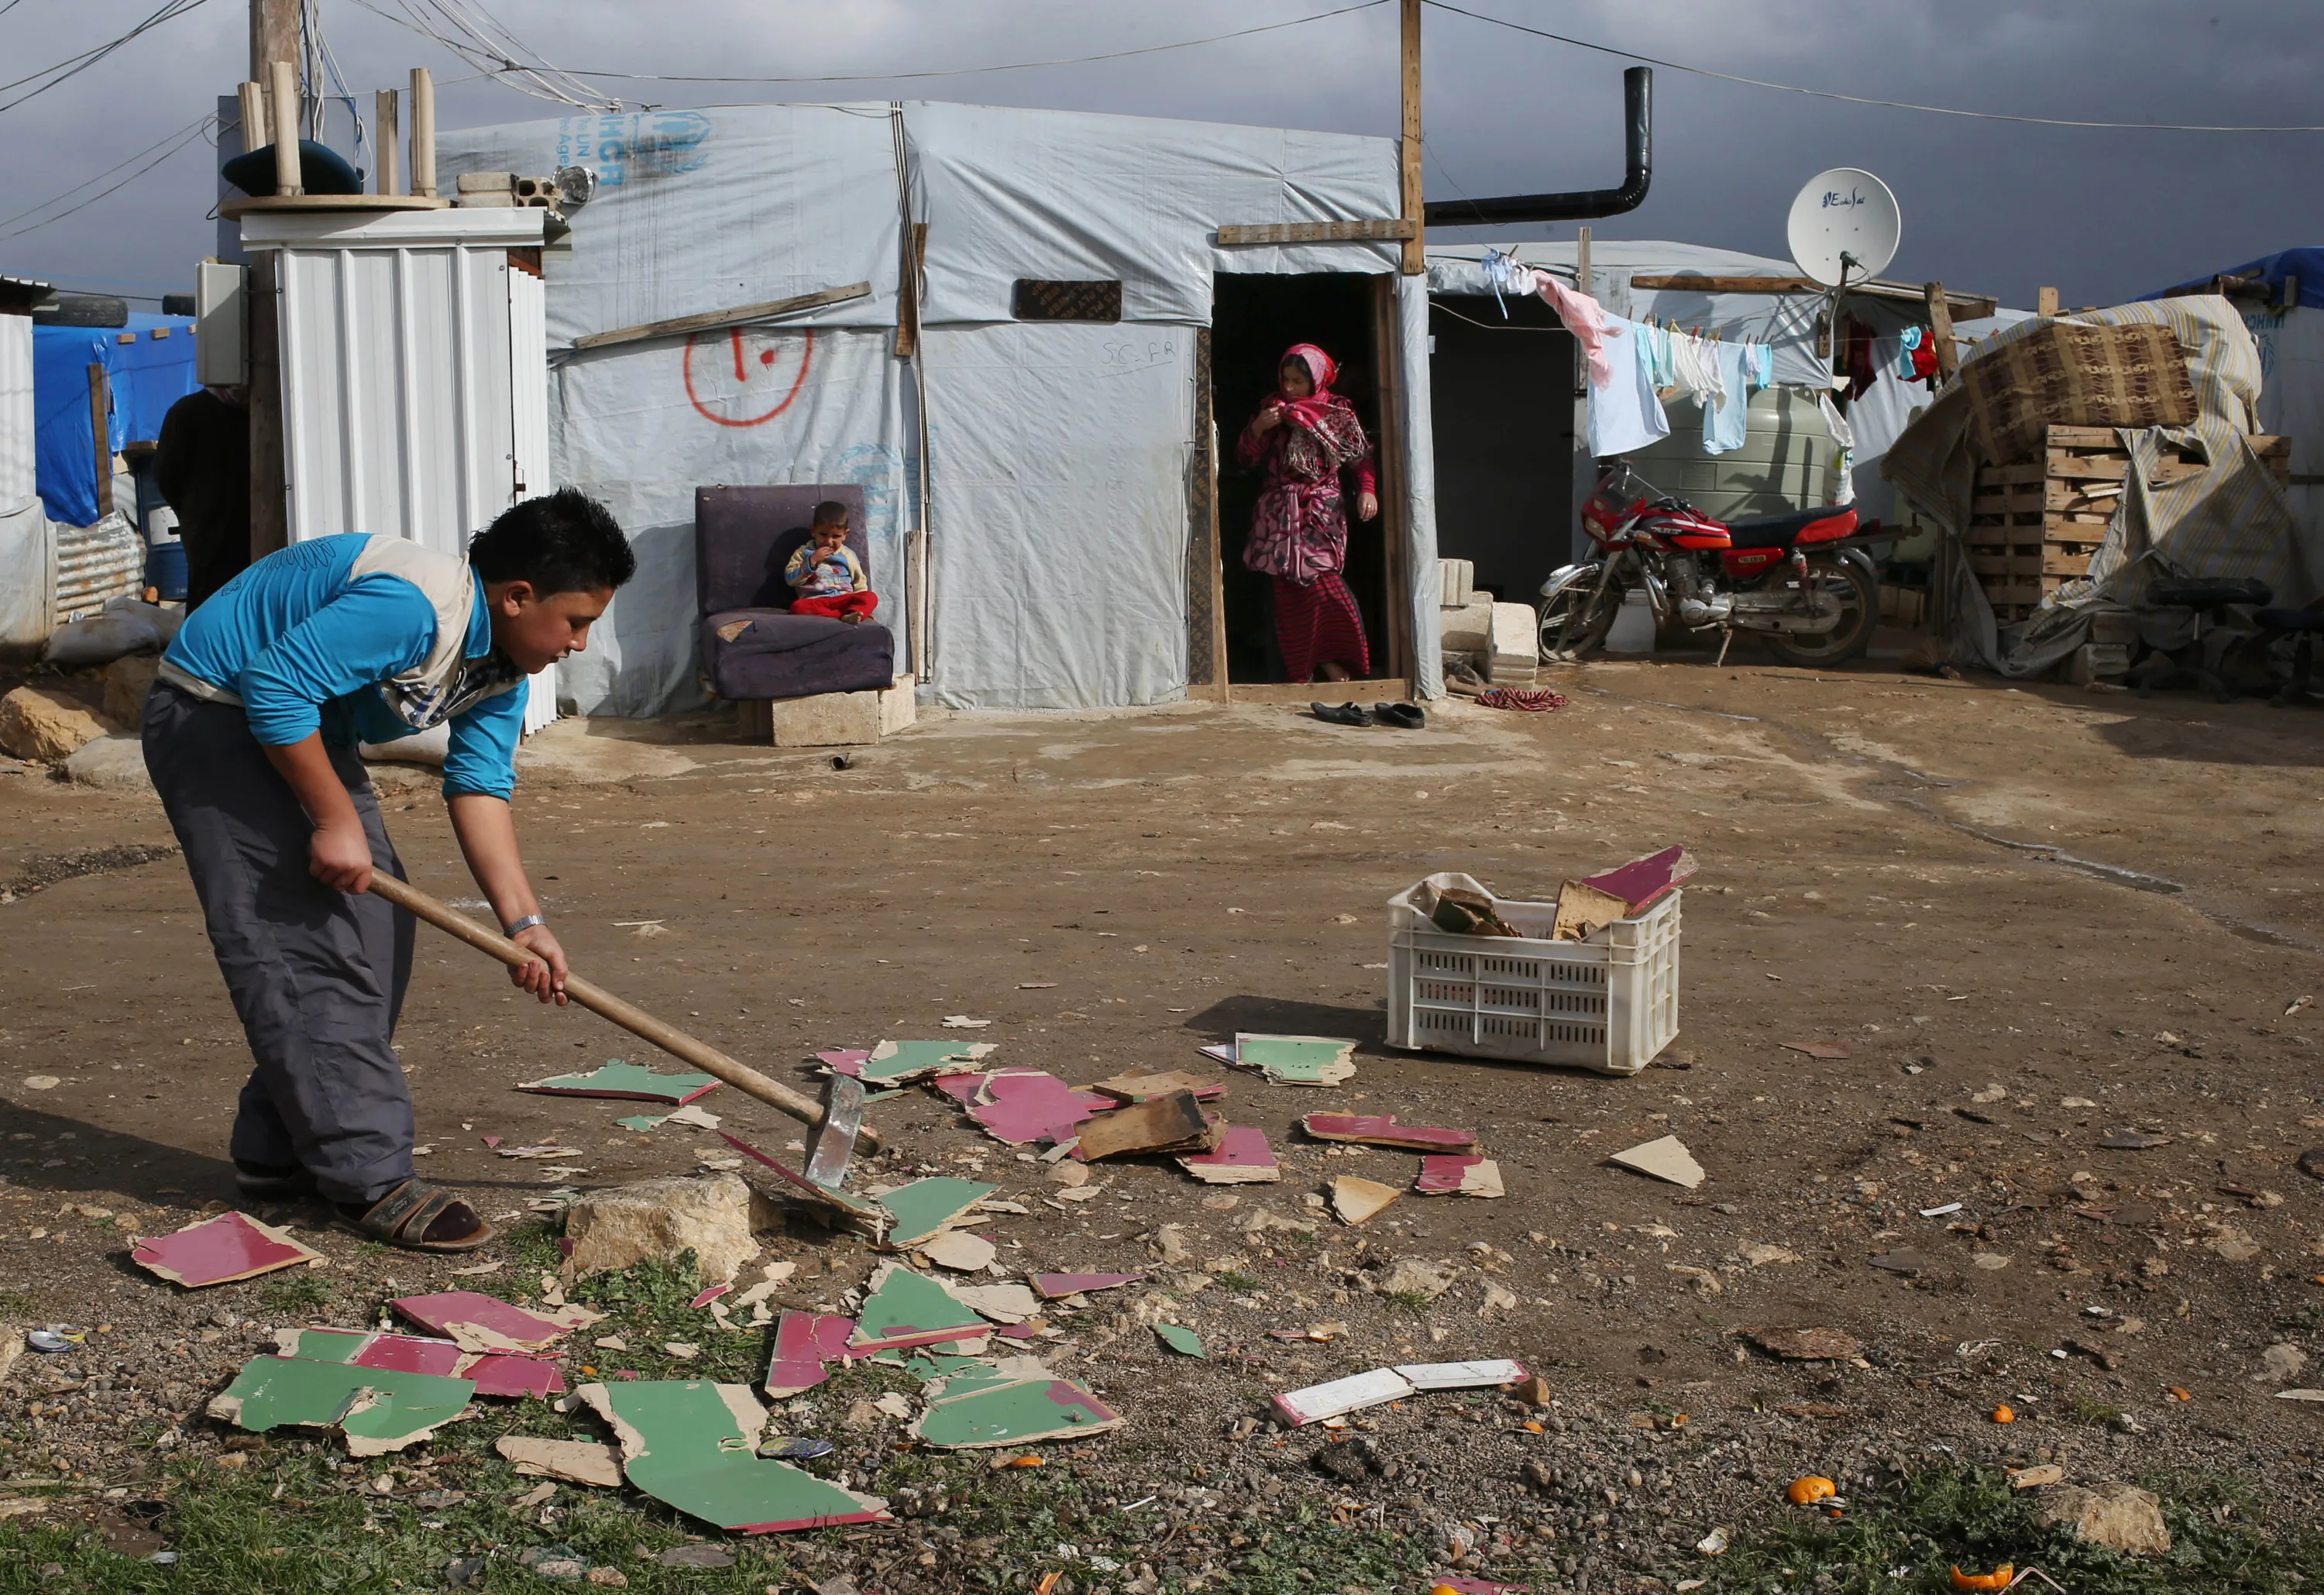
[1968,425,2291,619]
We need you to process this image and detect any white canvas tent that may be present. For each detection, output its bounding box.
[437,101,1441,714]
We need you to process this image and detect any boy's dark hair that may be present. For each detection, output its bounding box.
[811,500,850,529]
[469,488,637,593]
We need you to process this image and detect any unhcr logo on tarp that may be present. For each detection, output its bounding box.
[554,111,713,188]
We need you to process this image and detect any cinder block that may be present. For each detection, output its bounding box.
[764,690,882,748]
[1487,601,1539,683]
[2068,642,2130,686]
[878,674,916,736]
[1440,595,1495,653]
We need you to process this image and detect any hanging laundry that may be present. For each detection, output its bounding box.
[1587,318,1671,458]
[1701,342,1759,455]
[1841,318,1880,400]
[1816,392,1856,505]
[1533,271,1612,387]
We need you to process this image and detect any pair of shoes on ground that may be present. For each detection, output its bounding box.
[1311,700,1425,729]
[235,1160,493,1252]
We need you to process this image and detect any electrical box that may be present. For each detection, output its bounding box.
[194,259,246,387]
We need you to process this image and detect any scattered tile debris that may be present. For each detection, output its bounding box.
[1413,1155,1504,1198]
[1178,1125,1281,1184]
[1580,844,1695,913]
[965,1071,1109,1146]
[1780,1041,1850,1059]
[1227,1033,1357,1087]
[859,1040,996,1088]
[1075,1090,1212,1161]
[1153,1324,1205,1358]
[878,1178,997,1248]
[1030,1273,1143,1301]
[920,1230,999,1272]
[850,1264,991,1353]
[1299,1112,1477,1151]
[578,1380,886,1532]
[1608,1135,1705,1189]
[1746,1327,1861,1362]
[911,1365,1122,1449]
[765,1311,862,1398]
[129,1211,324,1288]
[1088,1069,1226,1104]
[719,1133,893,1242]
[1329,1176,1402,1226]
[517,1059,721,1105]
[497,1435,624,1487]
[208,1357,475,1456]
[389,1291,601,1355]
[1273,1367,1415,1427]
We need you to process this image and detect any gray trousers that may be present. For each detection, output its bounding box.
[143,682,417,1205]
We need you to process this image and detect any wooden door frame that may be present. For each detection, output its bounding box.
[1370,272,1412,682]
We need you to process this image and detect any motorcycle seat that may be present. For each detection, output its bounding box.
[1723,507,1852,548]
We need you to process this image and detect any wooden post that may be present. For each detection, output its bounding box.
[1923,282,1959,379]
[1398,0,1423,276]
[249,0,297,83]
[892,222,927,359]
[236,81,267,161]
[269,60,302,195]
[411,67,437,199]
[1576,225,1593,300]
[2037,285,2060,318]
[1371,277,1412,679]
[248,251,287,559]
[87,365,113,520]
[375,89,402,196]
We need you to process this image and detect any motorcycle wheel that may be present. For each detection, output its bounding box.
[1538,576,1620,661]
[1763,556,1879,668]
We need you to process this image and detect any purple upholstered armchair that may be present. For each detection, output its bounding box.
[696,485,896,703]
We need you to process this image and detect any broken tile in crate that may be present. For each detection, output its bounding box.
[1299,1113,1477,1152]
[208,1356,475,1456]
[849,1264,991,1353]
[1552,878,1631,942]
[967,1071,1108,1146]
[860,1039,995,1088]
[1271,1367,1415,1428]
[1229,1034,1356,1087]
[1329,1175,1402,1226]
[578,1379,886,1532]
[1074,1090,1210,1161]
[765,1311,861,1399]
[1178,1125,1281,1184]
[1578,844,1695,914]
[1413,1155,1505,1198]
[1607,1135,1704,1190]
[131,1211,324,1288]
[1088,1069,1226,1104]
[1030,1272,1143,1301]
[911,1375,1122,1449]
[517,1059,720,1105]
[878,1178,997,1248]
[390,1291,600,1355]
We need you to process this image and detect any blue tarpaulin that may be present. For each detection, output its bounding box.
[31,315,194,526]
[2146,247,2324,311]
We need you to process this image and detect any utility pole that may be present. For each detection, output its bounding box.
[246,0,298,559]
[1399,0,1423,276]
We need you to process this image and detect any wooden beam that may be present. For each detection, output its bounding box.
[1577,225,1593,299]
[1372,275,1413,679]
[411,67,437,199]
[892,223,927,359]
[248,250,287,560]
[1215,219,1417,246]
[1630,274,1824,293]
[87,364,112,520]
[1399,0,1423,277]
[1924,280,1959,380]
[572,282,872,352]
[2037,285,2059,318]
[269,60,302,196]
[375,89,401,196]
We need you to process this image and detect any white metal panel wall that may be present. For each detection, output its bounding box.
[0,315,33,513]
[279,242,516,555]
[507,265,559,735]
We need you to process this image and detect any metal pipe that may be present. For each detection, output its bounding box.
[1422,67,1650,226]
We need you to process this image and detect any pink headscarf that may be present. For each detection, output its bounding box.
[1276,342,1345,430]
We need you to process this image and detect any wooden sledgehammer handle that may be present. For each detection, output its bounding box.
[365,873,873,1148]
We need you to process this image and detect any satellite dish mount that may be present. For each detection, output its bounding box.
[1786,168,1901,290]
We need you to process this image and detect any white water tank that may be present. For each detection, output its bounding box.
[1626,387,1838,521]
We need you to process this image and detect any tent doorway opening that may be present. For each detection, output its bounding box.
[1206,272,1404,688]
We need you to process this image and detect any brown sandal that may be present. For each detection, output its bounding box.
[337,1179,495,1253]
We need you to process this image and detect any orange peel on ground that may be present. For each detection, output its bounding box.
[1990,1404,2016,1423]
[1951,1564,2015,1591]
[1786,1475,1837,1505]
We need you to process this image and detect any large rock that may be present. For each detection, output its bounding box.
[65,734,153,794]
[101,654,159,728]
[2038,1482,2171,1555]
[0,686,115,763]
[560,1174,775,1285]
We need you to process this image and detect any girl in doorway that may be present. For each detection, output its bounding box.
[1238,342,1380,682]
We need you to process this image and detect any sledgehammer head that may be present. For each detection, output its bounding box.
[803,1071,865,1189]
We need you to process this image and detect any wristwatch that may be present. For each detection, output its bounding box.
[503,914,547,938]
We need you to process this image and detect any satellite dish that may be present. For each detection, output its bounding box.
[1786,167,1900,288]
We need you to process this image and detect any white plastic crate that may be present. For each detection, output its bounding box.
[1385,871,1681,1076]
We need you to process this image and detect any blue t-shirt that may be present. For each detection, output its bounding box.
[163,535,525,800]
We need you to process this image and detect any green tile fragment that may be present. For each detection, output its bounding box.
[861,1039,994,1085]
[272,1328,370,1364]
[579,1380,885,1532]
[850,1263,988,1352]
[878,1178,996,1246]
[205,1356,474,1456]
[518,1059,720,1104]
[1153,1324,1205,1358]
[911,1377,1123,1449]
[615,1113,665,1132]
[1231,1033,1356,1086]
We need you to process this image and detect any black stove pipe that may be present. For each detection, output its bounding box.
[1422,67,1652,227]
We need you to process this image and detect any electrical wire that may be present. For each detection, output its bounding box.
[0,0,212,116]
[545,0,1391,85]
[343,0,617,110]
[0,115,215,242]
[1424,0,2324,133]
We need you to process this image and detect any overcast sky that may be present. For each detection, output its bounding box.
[4,0,2315,307]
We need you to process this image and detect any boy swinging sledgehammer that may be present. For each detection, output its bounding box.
[143,490,638,1252]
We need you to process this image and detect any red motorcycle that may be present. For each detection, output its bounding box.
[1538,461,1884,667]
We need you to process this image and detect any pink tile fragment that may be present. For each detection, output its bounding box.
[765,1310,860,1397]
[349,1334,466,1377]
[965,1070,1108,1146]
[465,1352,566,1399]
[817,1049,871,1076]
[390,1291,583,1349]
[1031,1272,1145,1300]
[930,1072,988,1105]
[1299,1112,1477,1151]
[130,1211,321,1288]
[1178,1125,1279,1177]
[689,1284,731,1310]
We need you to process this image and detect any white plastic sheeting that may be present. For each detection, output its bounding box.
[2237,304,2324,574]
[0,315,44,652]
[0,314,32,514]
[436,101,1439,714]
[1396,273,1442,700]
[507,265,558,736]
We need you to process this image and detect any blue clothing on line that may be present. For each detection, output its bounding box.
[162,534,524,799]
[1700,342,1757,455]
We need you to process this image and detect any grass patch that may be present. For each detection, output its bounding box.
[2065,1393,2124,1426]
[1694,1463,2322,1595]
[1212,1271,1260,1294]
[0,1288,38,1318]
[257,1272,333,1317]
[1381,1289,1434,1315]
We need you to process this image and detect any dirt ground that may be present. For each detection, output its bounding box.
[2,648,2322,1591]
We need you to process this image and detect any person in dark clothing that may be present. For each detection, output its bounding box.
[151,387,251,609]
